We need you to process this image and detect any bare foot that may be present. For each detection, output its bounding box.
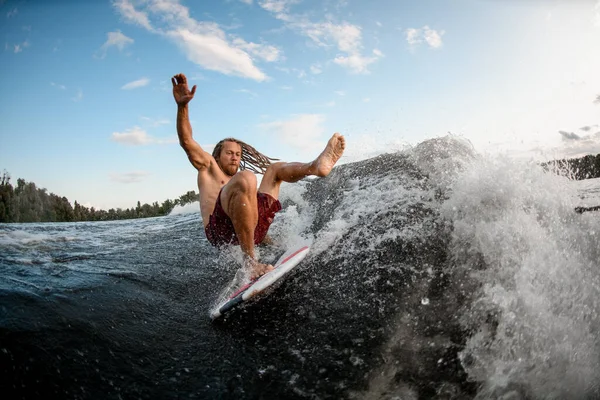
[247,260,274,280]
[313,132,346,177]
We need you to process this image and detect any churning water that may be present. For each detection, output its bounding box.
[1,136,599,399]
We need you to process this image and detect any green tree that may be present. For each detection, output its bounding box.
[0,170,201,222]
[179,190,197,205]
[0,170,14,222]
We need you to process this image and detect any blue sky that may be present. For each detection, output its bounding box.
[1,0,600,210]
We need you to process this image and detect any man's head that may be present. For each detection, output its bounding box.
[212,137,278,175]
[212,138,242,177]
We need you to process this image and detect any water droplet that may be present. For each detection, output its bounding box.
[421,297,430,305]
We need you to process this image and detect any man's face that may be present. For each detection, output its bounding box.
[218,141,242,176]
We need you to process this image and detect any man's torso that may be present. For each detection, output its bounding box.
[197,163,231,228]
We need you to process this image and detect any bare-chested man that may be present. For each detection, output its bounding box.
[172,73,345,279]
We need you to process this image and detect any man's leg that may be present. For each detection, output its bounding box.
[220,170,273,278]
[259,132,345,198]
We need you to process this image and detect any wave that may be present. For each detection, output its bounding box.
[1,136,599,399]
[168,202,201,216]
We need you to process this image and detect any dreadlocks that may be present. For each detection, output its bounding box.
[212,137,279,175]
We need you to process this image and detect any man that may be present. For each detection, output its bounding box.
[172,73,345,279]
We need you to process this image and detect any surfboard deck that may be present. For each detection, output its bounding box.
[210,245,310,320]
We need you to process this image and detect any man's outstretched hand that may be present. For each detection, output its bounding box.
[172,73,196,106]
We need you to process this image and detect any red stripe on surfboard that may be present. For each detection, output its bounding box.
[229,281,256,299]
[279,246,309,266]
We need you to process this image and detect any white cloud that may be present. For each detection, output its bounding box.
[258,0,299,16]
[333,52,379,74]
[280,85,293,90]
[334,47,383,74]
[259,114,326,151]
[110,171,150,183]
[327,27,380,72]
[111,126,177,145]
[113,0,275,81]
[405,26,444,49]
[235,88,258,97]
[140,116,170,127]
[326,22,361,52]
[231,37,282,62]
[292,19,381,73]
[362,97,370,102]
[310,63,323,74]
[275,66,308,78]
[50,82,66,90]
[7,7,17,18]
[121,77,150,90]
[97,30,134,58]
[12,39,30,53]
[72,89,83,102]
[169,28,267,81]
[113,0,154,31]
[334,90,346,96]
[556,130,600,158]
[239,0,253,4]
[405,28,420,46]
[111,127,154,145]
[423,26,444,48]
[257,2,381,74]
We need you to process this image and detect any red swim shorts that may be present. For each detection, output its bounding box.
[204,190,282,247]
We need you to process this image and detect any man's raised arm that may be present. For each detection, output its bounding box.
[172,73,211,171]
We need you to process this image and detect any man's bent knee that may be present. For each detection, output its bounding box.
[227,170,257,194]
[220,171,258,217]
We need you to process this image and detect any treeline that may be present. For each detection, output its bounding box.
[0,171,198,223]
[543,153,600,180]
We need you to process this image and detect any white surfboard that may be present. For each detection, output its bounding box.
[210,245,310,320]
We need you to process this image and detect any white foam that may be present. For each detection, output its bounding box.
[0,229,76,247]
[168,202,201,216]
[571,177,600,208]
[267,181,314,249]
[442,154,600,398]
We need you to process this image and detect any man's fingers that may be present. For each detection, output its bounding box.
[171,73,193,94]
